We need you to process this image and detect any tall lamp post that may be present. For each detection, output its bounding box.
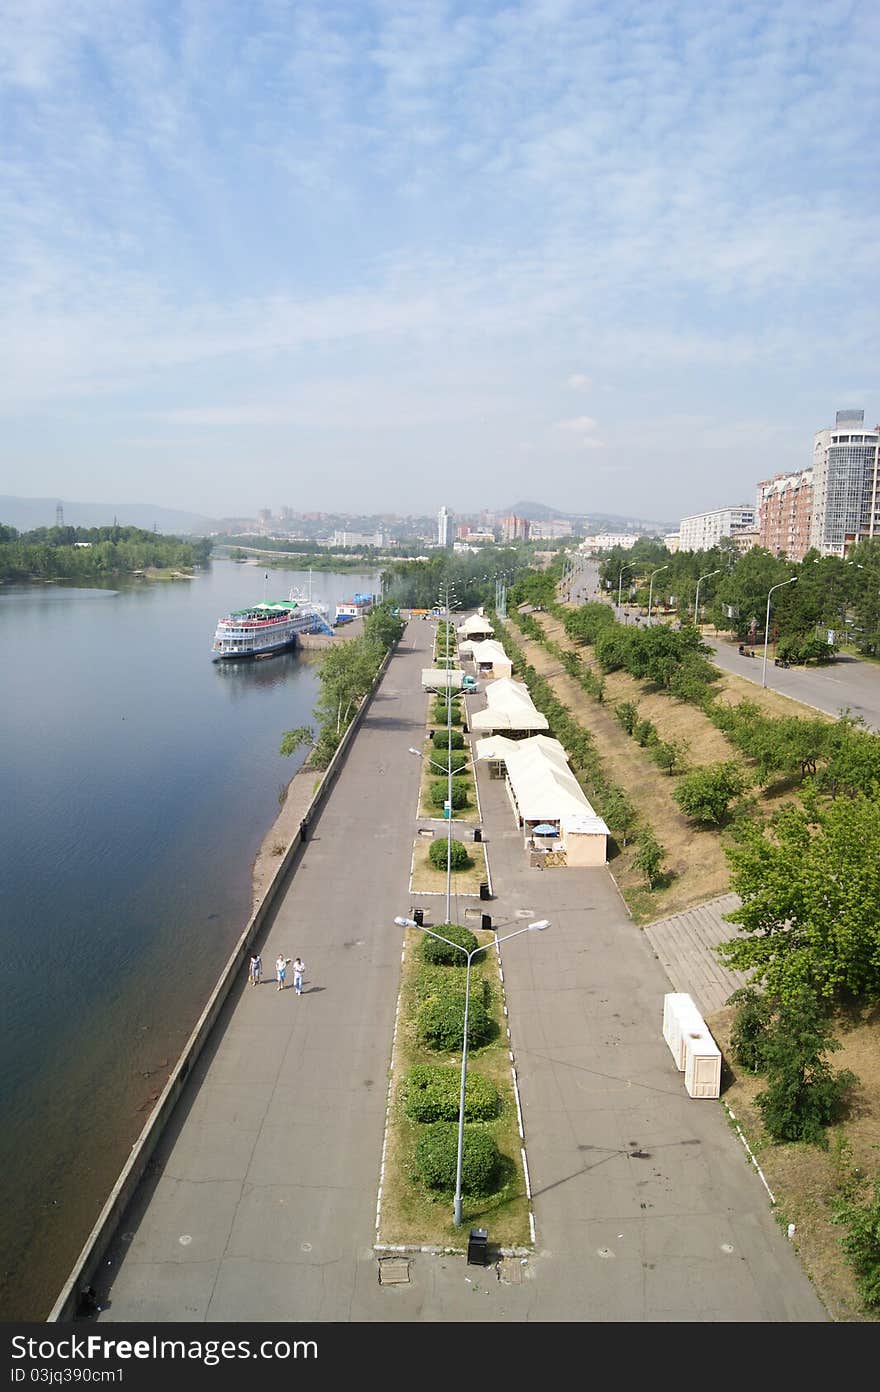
[693,568,721,630]
[394,916,551,1226]
[761,575,798,687]
[647,564,669,623]
[408,746,476,923]
[617,563,633,615]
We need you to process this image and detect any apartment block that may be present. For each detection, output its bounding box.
[678,507,755,552]
[756,469,814,560]
[808,411,880,556]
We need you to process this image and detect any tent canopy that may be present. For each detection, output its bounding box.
[470,676,548,732]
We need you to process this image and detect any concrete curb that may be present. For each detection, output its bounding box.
[47,639,399,1323]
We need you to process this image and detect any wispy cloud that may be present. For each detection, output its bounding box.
[0,0,877,515]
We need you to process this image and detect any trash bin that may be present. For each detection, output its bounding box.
[473,827,482,843]
[479,881,491,901]
[413,909,424,927]
[467,1228,489,1266]
[481,913,492,931]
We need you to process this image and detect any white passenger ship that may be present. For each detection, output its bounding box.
[211,592,333,659]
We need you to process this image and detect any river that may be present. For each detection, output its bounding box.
[0,560,377,1320]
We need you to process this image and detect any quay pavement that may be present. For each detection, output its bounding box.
[92,618,826,1322]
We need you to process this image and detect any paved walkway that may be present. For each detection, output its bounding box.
[92,621,826,1322]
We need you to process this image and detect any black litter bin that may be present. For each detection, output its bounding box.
[467,1228,489,1266]
[481,913,492,931]
[479,881,491,901]
[473,827,482,843]
[413,908,424,927]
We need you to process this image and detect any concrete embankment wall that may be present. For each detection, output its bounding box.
[48,641,398,1322]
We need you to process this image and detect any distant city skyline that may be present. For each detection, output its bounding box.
[1,2,877,519]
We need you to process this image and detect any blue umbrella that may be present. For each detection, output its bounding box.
[532,823,558,835]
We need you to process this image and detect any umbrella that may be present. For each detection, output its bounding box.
[532,823,558,836]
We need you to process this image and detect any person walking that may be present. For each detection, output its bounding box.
[249,951,262,987]
[275,954,290,991]
[292,957,305,996]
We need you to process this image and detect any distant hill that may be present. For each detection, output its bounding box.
[0,496,217,536]
[504,499,672,532]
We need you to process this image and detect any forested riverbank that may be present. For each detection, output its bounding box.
[0,522,211,582]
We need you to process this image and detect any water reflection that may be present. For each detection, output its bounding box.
[212,650,302,692]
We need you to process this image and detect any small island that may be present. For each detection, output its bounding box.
[0,523,212,583]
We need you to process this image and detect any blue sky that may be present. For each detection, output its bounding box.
[1,0,877,524]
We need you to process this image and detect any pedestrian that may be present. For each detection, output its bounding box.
[249,951,262,987]
[276,954,290,991]
[292,957,305,996]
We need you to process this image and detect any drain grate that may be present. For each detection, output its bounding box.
[378,1257,411,1285]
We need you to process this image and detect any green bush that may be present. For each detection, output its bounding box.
[429,778,470,810]
[673,762,749,824]
[417,989,493,1051]
[412,1122,501,1194]
[432,729,465,750]
[756,988,857,1144]
[633,717,658,747]
[428,837,473,872]
[615,701,638,734]
[419,921,478,964]
[832,1176,880,1310]
[402,1064,499,1122]
[430,749,469,776]
[633,828,666,888]
[728,987,774,1074]
[433,699,462,725]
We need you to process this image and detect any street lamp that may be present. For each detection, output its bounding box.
[617,563,633,615]
[393,915,551,1226]
[694,568,721,630]
[408,744,476,923]
[647,564,669,623]
[761,575,798,687]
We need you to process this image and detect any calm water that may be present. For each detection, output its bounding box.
[0,561,376,1319]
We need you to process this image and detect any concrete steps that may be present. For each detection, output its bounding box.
[644,893,751,1017]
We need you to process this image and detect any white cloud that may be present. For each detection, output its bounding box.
[566,373,592,390]
[555,416,599,433]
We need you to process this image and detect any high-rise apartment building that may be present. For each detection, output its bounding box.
[756,469,814,560]
[678,506,755,552]
[501,514,530,542]
[808,411,880,556]
[437,505,454,548]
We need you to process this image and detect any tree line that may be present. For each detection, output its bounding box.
[0,523,211,581]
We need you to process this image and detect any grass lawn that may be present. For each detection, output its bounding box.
[416,751,479,823]
[410,836,487,896]
[378,924,532,1249]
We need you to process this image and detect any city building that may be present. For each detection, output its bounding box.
[331,530,384,548]
[500,514,531,542]
[756,469,814,560]
[677,506,755,552]
[664,534,681,553]
[808,410,880,557]
[528,519,574,540]
[581,532,643,551]
[437,505,454,549]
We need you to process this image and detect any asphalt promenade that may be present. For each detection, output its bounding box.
[92,619,826,1322]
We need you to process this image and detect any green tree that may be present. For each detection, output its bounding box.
[832,1173,880,1310]
[673,762,749,824]
[719,795,880,1003]
[279,726,314,757]
[756,988,857,1144]
[633,828,666,888]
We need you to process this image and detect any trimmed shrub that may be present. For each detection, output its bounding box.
[416,963,468,1000]
[429,778,470,810]
[433,699,462,725]
[428,837,472,872]
[412,1122,501,1194]
[432,729,465,750]
[419,921,477,965]
[430,749,469,776]
[633,828,666,888]
[402,1064,500,1122]
[417,990,493,1051]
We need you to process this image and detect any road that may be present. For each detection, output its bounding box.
[563,558,880,730]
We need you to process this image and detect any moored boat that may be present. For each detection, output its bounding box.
[211,598,331,659]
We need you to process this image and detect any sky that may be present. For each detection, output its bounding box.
[1,0,878,525]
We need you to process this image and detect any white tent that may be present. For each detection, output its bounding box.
[468,639,512,679]
[474,733,608,865]
[457,613,495,639]
[470,677,549,733]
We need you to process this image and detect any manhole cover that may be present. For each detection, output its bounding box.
[515,909,536,919]
[496,1257,528,1285]
[378,1257,411,1285]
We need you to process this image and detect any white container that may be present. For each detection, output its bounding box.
[662,993,705,1070]
[683,1028,721,1098]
